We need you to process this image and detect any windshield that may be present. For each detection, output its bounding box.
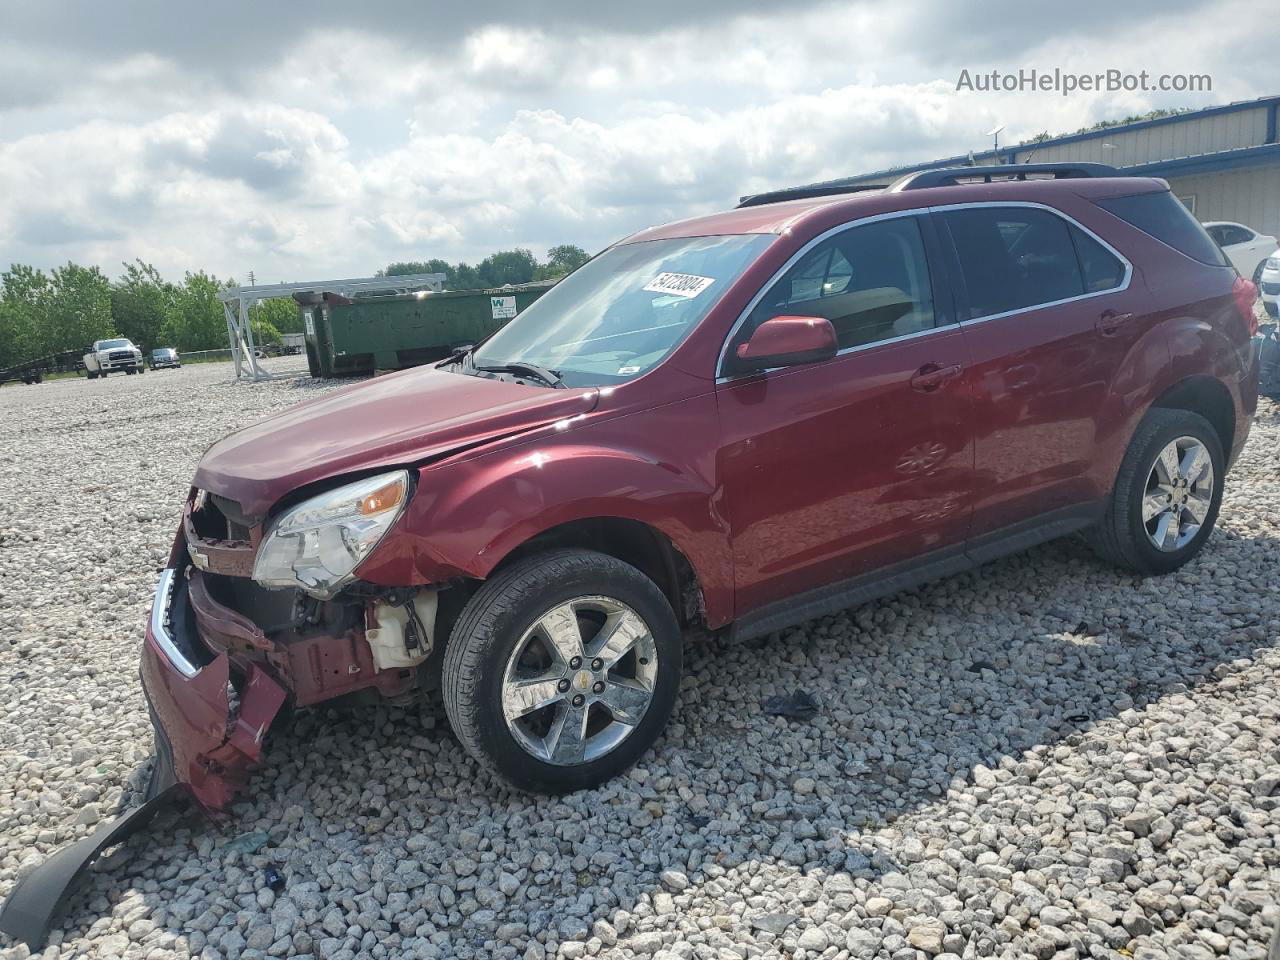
[153,348,174,357]
[471,234,773,387]
[99,339,130,350]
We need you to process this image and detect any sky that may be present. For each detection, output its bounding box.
[0,0,1274,284]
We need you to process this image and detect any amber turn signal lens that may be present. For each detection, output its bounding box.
[358,479,405,516]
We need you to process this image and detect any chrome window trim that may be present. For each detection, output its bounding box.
[150,567,200,678]
[715,200,1132,381]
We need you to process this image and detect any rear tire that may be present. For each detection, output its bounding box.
[1088,408,1224,575]
[442,548,682,794]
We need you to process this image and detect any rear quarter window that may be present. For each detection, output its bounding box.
[1069,226,1127,292]
[1096,191,1229,267]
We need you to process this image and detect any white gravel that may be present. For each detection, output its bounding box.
[1,360,1278,960]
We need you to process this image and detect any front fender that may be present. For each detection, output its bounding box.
[357,398,733,624]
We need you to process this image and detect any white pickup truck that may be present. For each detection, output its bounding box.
[83,338,144,378]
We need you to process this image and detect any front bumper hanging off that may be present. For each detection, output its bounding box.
[0,721,179,949]
[0,566,288,950]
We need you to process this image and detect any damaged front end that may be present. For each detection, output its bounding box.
[1,485,438,949]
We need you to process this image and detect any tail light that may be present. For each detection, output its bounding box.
[1232,275,1259,337]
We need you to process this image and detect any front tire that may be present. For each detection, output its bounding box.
[1089,408,1224,575]
[442,548,682,794]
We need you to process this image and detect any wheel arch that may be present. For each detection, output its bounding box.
[488,517,707,631]
[1150,375,1235,460]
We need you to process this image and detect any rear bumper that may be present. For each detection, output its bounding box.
[140,568,286,812]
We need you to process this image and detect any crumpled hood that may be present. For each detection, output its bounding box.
[194,367,598,518]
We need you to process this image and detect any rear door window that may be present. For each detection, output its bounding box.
[940,207,1086,319]
[1096,191,1229,266]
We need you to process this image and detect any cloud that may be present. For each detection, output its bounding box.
[0,0,1270,282]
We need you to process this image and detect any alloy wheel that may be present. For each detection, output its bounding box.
[501,596,658,765]
[1142,435,1214,552]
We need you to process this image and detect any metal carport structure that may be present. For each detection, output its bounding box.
[217,272,446,379]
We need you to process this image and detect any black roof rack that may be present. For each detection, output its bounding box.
[736,183,888,208]
[889,162,1119,192]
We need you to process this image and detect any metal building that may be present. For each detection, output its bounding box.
[816,95,1280,240]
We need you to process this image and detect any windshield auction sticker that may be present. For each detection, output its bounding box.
[643,273,715,299]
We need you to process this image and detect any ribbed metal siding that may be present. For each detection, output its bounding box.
[1165,167,1280,243]
[1021,107,1270,167]
[831,105,1275,188]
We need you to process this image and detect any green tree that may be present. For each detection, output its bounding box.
[0,301,32,369]
[42,263,115,354]
[251,314,282,347]
[383,259,452,278]
[162,271,229,351]
[251,297,303,334]
[449,262,479,289]
[111,260,173,350]
[379,245,588,291]
[0,264,52,361]
[542,244,589,277]
[475,248,537,288]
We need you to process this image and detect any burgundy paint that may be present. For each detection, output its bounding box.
[194,367,600,518]
[734,315,837,369]
[148,174,1256,800]
[141,629,285,812]
[718,326,975,610]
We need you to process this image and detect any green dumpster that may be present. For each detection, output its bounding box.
[295,280,556,378]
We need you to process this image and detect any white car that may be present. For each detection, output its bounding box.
[1261,250,1280,318]
[1202,221,1276,285]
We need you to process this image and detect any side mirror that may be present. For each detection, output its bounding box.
[733,316,837,373]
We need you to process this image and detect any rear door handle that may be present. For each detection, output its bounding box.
[910,362,963,392]
[1096,309,1134,336]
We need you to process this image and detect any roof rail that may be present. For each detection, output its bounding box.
[889,162,1119,192]
[736,183,888,208]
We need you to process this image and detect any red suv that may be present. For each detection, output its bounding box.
[1,163,1262,948]
[150,168,1263,797]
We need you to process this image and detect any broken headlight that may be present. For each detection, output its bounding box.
[252,470,410,598]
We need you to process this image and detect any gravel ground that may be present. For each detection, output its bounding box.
[1,359,1278,960]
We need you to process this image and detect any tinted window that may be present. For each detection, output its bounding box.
[1096,191,1229,266]
[942,207,1084,319]
[1070,226,1126,292]
[745,216,935,351]
[1221,224,1254,246]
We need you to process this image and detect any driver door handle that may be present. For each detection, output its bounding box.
[910,362,963,392]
